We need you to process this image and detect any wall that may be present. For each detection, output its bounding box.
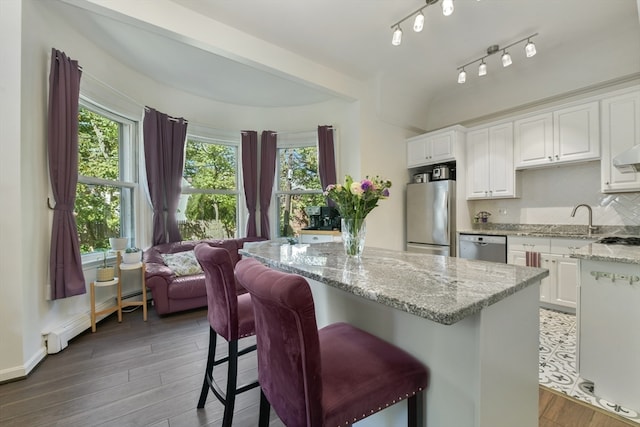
[470,161,640,227]
[0,0,412,381]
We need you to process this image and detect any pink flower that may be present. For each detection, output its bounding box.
[360,179,373,191]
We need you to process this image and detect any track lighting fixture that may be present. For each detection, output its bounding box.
[390,0,457,46]
[456,33,538,83]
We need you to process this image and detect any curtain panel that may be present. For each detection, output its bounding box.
[317,125,337,205]
[47,48,86,299]
[241,131,258,237]
[259,131,277,239]
[143,107,188,245]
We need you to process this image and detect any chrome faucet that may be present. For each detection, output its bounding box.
[570,204,598,237]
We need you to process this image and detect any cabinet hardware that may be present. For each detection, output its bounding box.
[590,270,640,284]
[555,154,559,160]
[548,156,552,161]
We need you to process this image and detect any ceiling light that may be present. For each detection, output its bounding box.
[442,0,454,16]
[501,50,512,67]
[390,0,461,45]
[478,61,487,76]
[458,69,466,84]
[392,26,403,46]
[413,12,425,32]
[455,33,538,83]
[525,39,537,57]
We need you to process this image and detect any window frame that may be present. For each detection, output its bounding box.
[272,131,324,238]
[76,98,139,264]
[180,128,244,239]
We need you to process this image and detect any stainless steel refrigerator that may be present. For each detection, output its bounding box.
[406,180,456,257]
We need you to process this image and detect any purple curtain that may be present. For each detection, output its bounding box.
[47,48,86,299]
[241,131,258,237]
[143,107,188,245]
[259,131,277,239]
[318,125,337,205]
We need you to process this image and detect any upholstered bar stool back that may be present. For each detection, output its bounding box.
[235,258,430,427]
[194,244,259,427]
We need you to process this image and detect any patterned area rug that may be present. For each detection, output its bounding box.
[539,308,640,424]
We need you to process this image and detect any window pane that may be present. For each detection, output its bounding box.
[278,147,320,191]
[178,193,237,240]
[277,193,326,237]
[78,107,120,180]
[76,183,133,253]
[184,140,237,190]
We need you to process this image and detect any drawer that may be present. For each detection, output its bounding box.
[507,237,550,253]
[550,238,595,255]
[299,234,335,244]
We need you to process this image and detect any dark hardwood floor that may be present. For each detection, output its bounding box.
[0,304,635,427]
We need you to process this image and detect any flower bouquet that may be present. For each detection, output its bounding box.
[324,175,392,256]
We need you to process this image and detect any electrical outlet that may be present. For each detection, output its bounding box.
[499,208,508,216]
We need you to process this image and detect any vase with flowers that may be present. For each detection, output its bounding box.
[324,175,392,257]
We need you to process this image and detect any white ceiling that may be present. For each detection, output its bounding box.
[47,0,639,126]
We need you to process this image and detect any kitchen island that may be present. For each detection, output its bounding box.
[240,241,549,427]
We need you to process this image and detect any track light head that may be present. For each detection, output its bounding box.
[525,40,537,58]
[392,26,403,46]
[458,69,466,84]
[442,0,454,16]
[413,12,425,32]
[478,61,487,76]
[501,51,512,67]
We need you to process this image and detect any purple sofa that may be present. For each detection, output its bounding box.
[143,237,265,315]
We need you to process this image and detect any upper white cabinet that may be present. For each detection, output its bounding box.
[466,123,516,199]
[600,89,640,193]
[514,101,600,169]
[407,126,464,168]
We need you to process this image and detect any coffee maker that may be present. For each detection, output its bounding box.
[320,206,340,230]
[305,206,322,229]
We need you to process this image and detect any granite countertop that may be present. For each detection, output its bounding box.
[239,241,548,326]
[571,242,640,265]
[459,223,640,240]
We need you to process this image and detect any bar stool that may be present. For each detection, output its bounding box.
[194,244,259,427]
[235,258,430,427]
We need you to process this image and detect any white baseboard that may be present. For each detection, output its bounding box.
[0,346,47,383]
[42,300,114,354]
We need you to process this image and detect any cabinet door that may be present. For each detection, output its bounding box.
[514,113,553,168]
[540,255,555,304]
[429,131,455,163]
[554,255,578,308]
[601,90,640,192]
[508,250,526,266]
[466,128,491,199]
[553,101,600,163]
[407,137,428,167]
[488,123,515,198]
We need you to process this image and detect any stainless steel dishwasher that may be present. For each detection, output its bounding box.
[458,233,507,263]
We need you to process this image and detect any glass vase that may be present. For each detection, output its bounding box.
[341,218,366,257]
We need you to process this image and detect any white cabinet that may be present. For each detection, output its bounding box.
[406,126,464,168]
[466,123,516,199]
[514,101,600,169]
[298,231,341,244]
[508,236,594,311]
[600,89,640,192]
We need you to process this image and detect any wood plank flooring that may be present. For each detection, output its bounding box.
[0,305,635,426]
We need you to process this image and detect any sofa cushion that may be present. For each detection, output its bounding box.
[161,250,203,276]
[167,274,208,300]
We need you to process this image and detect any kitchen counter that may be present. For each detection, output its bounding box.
[240,240,546,427]
[571,241,640,264]
[459,223,640,239]
[240,240,548,325]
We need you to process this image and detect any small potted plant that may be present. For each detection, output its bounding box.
[122,247,142,264]
[109,237,128,251]
[96,250,115,282]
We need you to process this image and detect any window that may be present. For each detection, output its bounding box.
[179,136,240,240]
[275,133,325,237]
[76,102,137,254]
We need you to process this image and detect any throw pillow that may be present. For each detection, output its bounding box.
[161,250,203,276]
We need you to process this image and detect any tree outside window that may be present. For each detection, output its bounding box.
[179,137,239,240]
[276,145,325,237]
[76,105,136,254]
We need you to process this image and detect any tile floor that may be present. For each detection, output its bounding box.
[539,308,640,424]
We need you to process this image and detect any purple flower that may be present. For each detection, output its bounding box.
[360,179,373,191]
[382,188,390,197]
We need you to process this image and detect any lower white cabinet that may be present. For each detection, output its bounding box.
[508,236,594,311]
[299,231,341,244]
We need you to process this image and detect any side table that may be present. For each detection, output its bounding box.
[90,277,121,333]
[90,252,148,333]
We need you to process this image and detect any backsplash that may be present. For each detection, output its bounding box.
[469,162,640,228]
